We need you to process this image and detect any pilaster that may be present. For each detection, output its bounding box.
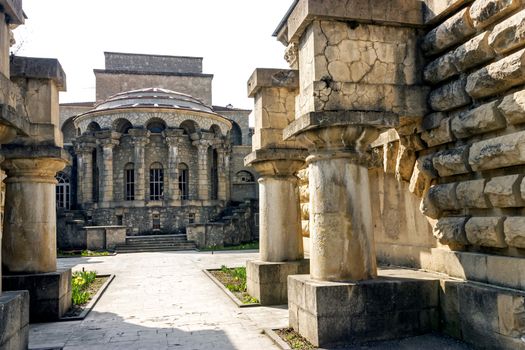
[129,128,150,203]
[96,131,120,206]
[74,136,96,207]
[192,133,214,201]
[164,128,185,203]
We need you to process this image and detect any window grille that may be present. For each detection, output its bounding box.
[150,163,164,200]
[56,172,71,209]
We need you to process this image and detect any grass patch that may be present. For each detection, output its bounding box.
[64,270,108,317]
[210,265,259,304]
[275,328,315,350]
[58,250,111,257]
[200,241,259,252]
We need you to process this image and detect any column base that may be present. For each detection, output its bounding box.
[247,260,309,305]
[288,274,439,347]
[0,291,29,350]
[2,268,72,322]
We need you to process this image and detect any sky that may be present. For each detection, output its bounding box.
[13,0,294,110]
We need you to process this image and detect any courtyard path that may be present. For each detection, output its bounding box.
[29,251,286,350]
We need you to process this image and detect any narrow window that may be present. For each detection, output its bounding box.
[125,163,135,200]
[149,162,164,200]
[116,215,123,226]
[188,213,195,224]
[178,163,189,200]
[56,172,71,209]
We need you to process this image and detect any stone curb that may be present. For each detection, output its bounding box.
[59,274,115,322]
[263,328,293,350]
[202,269,260,308]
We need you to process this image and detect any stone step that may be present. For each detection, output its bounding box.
[117,242,196,248]
[116,245,197,253]
[126,238,190,244]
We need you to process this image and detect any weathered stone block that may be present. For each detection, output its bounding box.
[428,183,460,210]
[489,9,525,54]
[451,100,506,139]
[456,179,490,208]
[433,217,469,246]
[422,8,476,55]
[409,154,437,196]
[485,175,524,207]
[424,54,458,84]
[453,31,495,72]
[421,117,455,147]
[396,140,416,182]
[497,294,525,337]
[432,146,471,177]
[465,216,507,248]
[504,217,525,248]
[498,89,525,125]
[470,0,521,29]
[469,131,525,171]
[0,291,29,350]
[288,274,439,347]
[383,141,399,174]
[466,48,525,99]
[422,112,446,130]
[2,268,73,322]
[429,78,471,112]
[247,260,309,306]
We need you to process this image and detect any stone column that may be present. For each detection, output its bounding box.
[216,145,229,201]
[129,129,150,203]
[74,137,95,208]
[2,156,67,273]
[300,126,380,281]
[193,138,211,201]
[97,132,120,206]
[245,68,309,305]
[247,150,307,262]
[164,129,185,203]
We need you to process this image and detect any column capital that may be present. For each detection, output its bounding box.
[2,158,67,183]
[245,148,307,177]
[247,68,299,97]
[96,130,121,148]
[130,136,150,147]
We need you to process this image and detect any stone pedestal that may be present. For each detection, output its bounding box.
[247,259,309,305]
[2,268,72,322]
[288,274,439,347]
[0,291,29,350]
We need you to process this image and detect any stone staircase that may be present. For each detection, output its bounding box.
[115,234,197,253]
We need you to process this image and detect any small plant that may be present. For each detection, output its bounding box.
[71,270,97,306]
[214,266,258,304]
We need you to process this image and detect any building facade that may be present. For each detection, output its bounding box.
[58,53,257,248]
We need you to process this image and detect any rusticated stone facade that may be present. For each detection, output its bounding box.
[249,0,525,348]
[57,53,258,249]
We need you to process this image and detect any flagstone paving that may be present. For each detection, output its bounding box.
[28,251,472,350]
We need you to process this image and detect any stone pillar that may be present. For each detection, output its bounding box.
[97,132,120,206]
[164,129,185,203]
[244,68,309,305]
[129,129,150,203]
[193,138,211,201]
[74,137,95,208]
[216,145,229,201]
[2,157,67,273]
[247,151,307,262]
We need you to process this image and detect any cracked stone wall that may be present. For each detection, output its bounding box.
[295,20,427,118]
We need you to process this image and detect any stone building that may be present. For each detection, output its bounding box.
[58,52,258,250]
[247,0,525,349]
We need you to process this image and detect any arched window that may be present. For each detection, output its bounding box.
[114,118,133,134]
[230,122,242,145]
[87,122,101,133]
[149,162,164,200]
[146,119,167,133]
[180,120,199,135]
[56,172,71,209]
[125,163,135,201]
[235,171,254,183]
[178,163,189,200]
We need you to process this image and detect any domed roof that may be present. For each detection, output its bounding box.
[93,87,214,113]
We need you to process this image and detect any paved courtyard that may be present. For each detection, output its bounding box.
[29,251,285,350]
[29,251,472,350]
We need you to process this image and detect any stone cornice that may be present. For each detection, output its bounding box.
[10,56,67,91]
[283,111,399,140]
[247,68,299,98]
